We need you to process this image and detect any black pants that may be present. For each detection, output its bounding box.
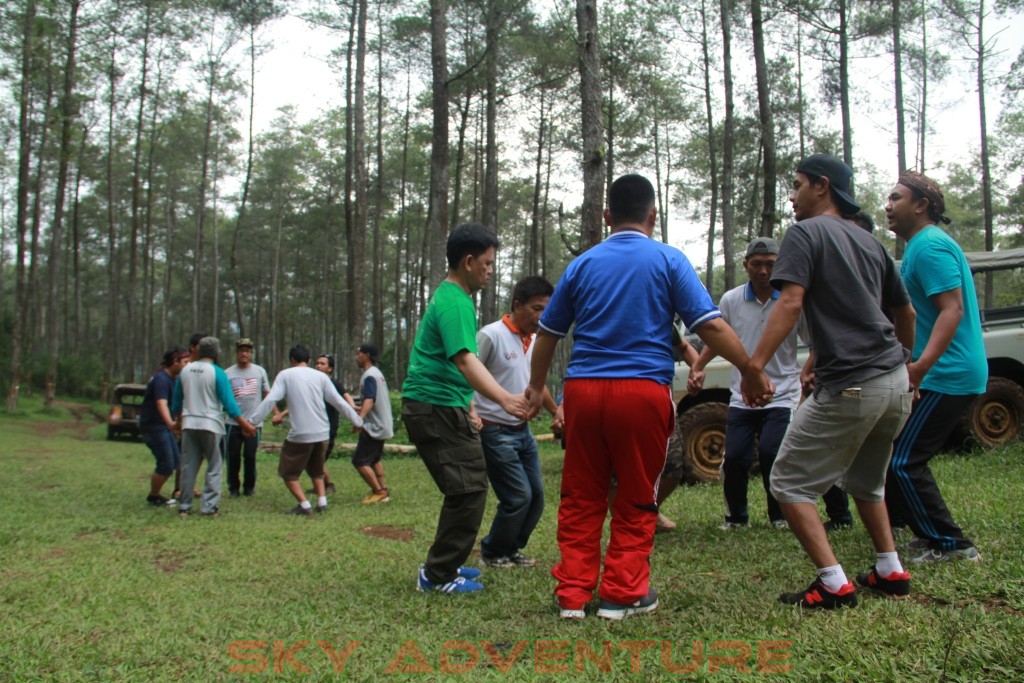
[722,407,789,524]
[402,399,489,584]
[823,485,852,524]
[225,425,259,494]
[886,390,976,550]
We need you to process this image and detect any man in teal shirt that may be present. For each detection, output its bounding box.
[882,171,986,566]
[403,223,531,594]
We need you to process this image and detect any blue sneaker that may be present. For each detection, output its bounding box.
[417,565,484,594]
[596,588,659,620]
[457,566,482,580]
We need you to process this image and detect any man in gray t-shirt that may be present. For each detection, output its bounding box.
[741,154,916,610]
[224,338,275,497]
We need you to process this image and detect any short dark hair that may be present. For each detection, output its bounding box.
[289,345,311,364]
[510,276,554,311]
[317,353,335,370]
[608,174,656,226]
[188,333,207,348]
[447,223,500,270]
[161,346,188,368]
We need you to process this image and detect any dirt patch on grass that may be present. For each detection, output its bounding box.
[914,592,1024,617]
[154,551,185,574]
[46,547,70,559]
[361,525,414,542]
[24,402,103,441]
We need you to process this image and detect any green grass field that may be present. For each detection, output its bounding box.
[2,398,1022,682]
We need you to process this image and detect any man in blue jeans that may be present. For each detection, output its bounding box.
[474,277,559,568]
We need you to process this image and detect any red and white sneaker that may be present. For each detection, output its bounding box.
[779,577,858,609]
[855,566,911,598]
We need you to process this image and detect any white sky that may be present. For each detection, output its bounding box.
[247,9,1024,267]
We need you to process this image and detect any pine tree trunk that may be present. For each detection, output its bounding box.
[719,0,736,289]
[45,0,81,407]
[7,0,36,412]
[428,0,450,284]
[576,0,604,251]
[751,0,776,238]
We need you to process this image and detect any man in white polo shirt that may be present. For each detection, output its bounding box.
[474,277,559,568]
[689,238,805,530]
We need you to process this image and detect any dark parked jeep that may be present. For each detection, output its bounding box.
[107,383,147,440]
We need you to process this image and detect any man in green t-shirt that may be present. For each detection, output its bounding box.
[403,223,531,595]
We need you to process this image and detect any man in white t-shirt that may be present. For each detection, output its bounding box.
[474,277,559,568]
[248,345,363,516]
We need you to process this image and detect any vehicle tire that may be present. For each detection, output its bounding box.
[672,402,728,483]
[960,377,1024,448]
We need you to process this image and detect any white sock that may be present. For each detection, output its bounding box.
[816,564,849,592]
[318,496,328,507]
[299,500,312,510]
[876,551,904,576]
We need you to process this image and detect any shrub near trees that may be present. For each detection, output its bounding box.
[1,0,1022,409]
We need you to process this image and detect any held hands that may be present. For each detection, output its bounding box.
[523,385,544,421]
[500,392,532,422]
[740,366,776,408]
[468,407,484,431]
[271,413,284,426]
[687,369,706,396]
[239,419,257,439]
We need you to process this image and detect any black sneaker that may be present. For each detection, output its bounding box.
[823,519,853,532]
[855,566,910,598]
[596,588,659,620]
[146,495,170,507]
[510,552,537,567]
[229,490,240,498]
[243,489,254,496]
[481,555,516,568]
[325,482,337,495]
[779,577,857,609]
[288,505,314,516]
[200,507,220,517]
[316,504,328,514]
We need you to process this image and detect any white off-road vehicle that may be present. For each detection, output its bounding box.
[669,248,1024,483]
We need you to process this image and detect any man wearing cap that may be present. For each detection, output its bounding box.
[884,171,986,564]
[224,339,275,497]
[352,344,394,505]
[689,237,807,531]
[171,337,257,517]
[740,153,917,608]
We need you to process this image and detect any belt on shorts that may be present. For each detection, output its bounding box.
[481,419,528,431]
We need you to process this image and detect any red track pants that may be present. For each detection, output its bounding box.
[553,378,675,609]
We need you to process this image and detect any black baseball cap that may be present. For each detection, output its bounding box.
[797,154,860,215]
[357,344,379,363]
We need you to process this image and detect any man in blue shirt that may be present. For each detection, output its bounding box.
[527,174,754,620]
[139,347,188,506]
[884,171,986,564]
